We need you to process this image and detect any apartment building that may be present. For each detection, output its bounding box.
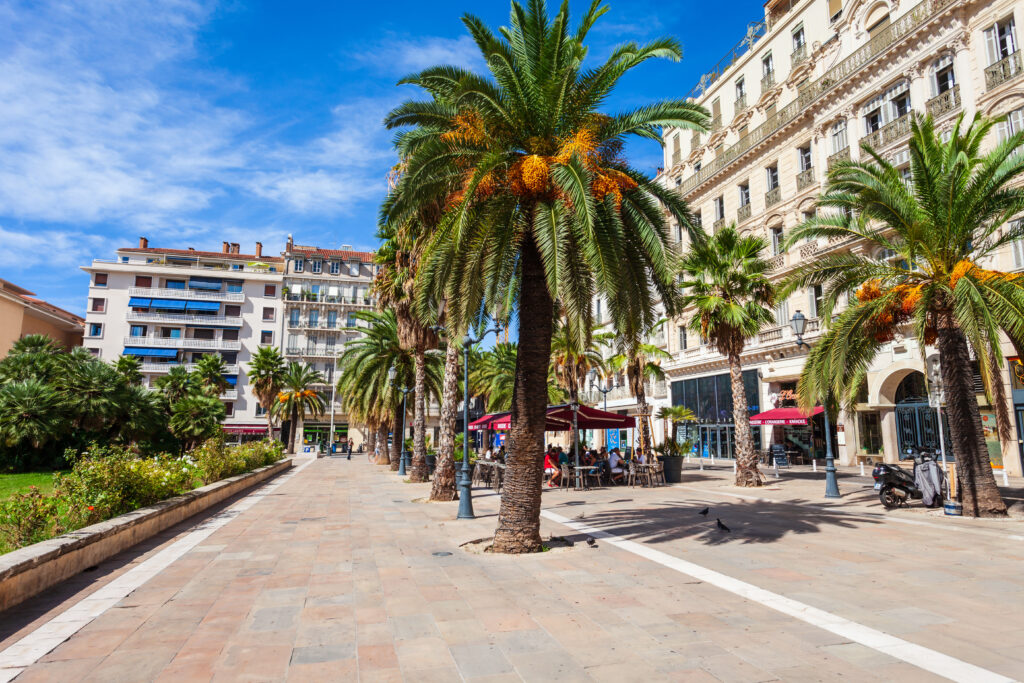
[658,0,1024,473]
[279,236,380,449]
[0,278,83,356]
[81,239,284,437]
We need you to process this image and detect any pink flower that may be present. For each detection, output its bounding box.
[87,506,94,511]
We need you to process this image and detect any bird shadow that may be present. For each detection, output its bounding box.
[568,498,879,546]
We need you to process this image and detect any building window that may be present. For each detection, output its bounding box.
[329,261,341,275]
[222,328,239,341]
[94,273,108,287]
[693,160,702,174]
[255,403,267,417]
[261,330,274,345]
[87,348,100,357]
[931,54,956,95]
[166,279,185,289]
[130,325,146,337]
[792,24,805,51]
[738,182,750,207]
[997,108,1024,143]
[91,298,105,312]
[349,262,361,276]
[864,82,910,134]
[831,119,848,153]
[347,312,357,327]
[293,259,304,272]
[309,310,320,326]
[224,305,241,317]
[771,227,785,255]
[289,308,300,325]
[262,307,275,321]
[693,211,702,230]
[867,13,890,39]
[775,299,789,326]
[762,53,774,78]
[1010,220,1024,269]
[714,196,725,221]
[798,144,812,171]
[671,133,681,166]
[311,260,322,274]
[858,412,882,453]
[678,326,687,350]
[88,323,103,337]
[809,285,824,318]
[264,284,277,297]
[227,281,242,293]
[984,16,1017,65]
[828,0,842,23]
[765,164,779,190]
[224,402,234,416]
[134,275,152,287]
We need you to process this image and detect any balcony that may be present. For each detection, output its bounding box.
[827,147,850,169]
[737,204,752,222]
[220,390,238,401]
[863,113,913,151]
[926,85,960,118]
[691,131,701,150]
[127,311,242,327]
[140,362,239,374]
[767,253,787,271]
[791,44,807,66]
[123,336,242,351]
[129,287,244,303]
[985,51,1023,90]
[796,168,815,191]
[713,217,726,231]
[734,94,747,115]
[799,243,819,260]
[709,115,722,132]
[764,186,781,208]
[761,72,775,92]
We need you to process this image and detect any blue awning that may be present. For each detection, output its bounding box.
[224,375,238,386]
[123,347,178,358]
[188,276,223,291]
[185,301,220,312]
[151,299,187,310]
[128,297,151,307]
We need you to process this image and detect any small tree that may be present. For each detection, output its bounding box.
[169,395,226,450]
[272,363,326,454]
[248,346,286,439]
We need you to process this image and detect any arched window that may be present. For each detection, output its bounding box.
[865,4,891,39]
[931,54,956,96]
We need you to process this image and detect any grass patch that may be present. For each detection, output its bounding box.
[0,472,59,498]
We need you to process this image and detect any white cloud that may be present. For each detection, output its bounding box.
[0,225,108,270]
[355,35,485,75]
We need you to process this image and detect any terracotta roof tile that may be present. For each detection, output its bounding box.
[19,295,84,325]
[289,246,375,260]
[119,247,284,262]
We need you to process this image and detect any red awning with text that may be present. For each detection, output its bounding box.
[748,406,823,426]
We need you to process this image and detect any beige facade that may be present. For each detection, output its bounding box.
[0,278,83,357]
[659,0,1024,473]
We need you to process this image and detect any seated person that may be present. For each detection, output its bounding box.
[608,448,624,483]
[496,445,507,463]
[557,448,570,468]
[544,450,560,487]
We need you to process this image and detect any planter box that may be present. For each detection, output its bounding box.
[657,456,684,483]
[0,459,292,612]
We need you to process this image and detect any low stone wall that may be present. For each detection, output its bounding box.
[0,458,292,612]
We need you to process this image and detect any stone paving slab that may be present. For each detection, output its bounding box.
[1,455,1023,681]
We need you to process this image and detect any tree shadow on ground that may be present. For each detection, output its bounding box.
[559,498,880,547]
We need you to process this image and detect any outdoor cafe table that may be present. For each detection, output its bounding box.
[572,465,597,490]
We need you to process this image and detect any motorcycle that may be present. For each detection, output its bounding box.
[872,446,944,509]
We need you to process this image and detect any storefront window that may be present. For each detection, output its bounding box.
[858,412,882,454]
[978,410,1003,468]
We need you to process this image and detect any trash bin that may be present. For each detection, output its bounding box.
[657,455,683,483]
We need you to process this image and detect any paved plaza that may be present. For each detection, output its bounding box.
[1,456,1023,682]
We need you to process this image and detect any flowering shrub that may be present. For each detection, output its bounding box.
[0,439,285,554]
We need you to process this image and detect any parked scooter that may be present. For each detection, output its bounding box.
[872,446,945,509]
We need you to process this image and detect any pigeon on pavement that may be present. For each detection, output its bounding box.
[716,518,730,532]
[698,507,709,517]
[585,536,597,547]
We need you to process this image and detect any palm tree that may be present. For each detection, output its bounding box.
[609,319,673,454]
[8,334,61,356]
[192,354,230,398]
[784,113,1024,516]
[430,334,461,501]
[471,342,565,412]
[272,362,326,455]
[0,379,65,450]
[656,405,696,453]
[169,395,226,450]
[154,365,198,405]
[59,360,127,434]
[118,385,168,447]
[550,317,612,404]
[385,1,705,552]
[113,355,144,385]
[679,226,776,487]
[248,346,286,439]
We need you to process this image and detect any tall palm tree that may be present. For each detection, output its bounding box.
[385,1,705,552]
[679,226,776,487]
[272,363,327,455]
[785,113,1024,517]
[113,355,144,385]
[550,317,612,404]
[154,365,198,405]
[169,395,226,450]
[248,346,286,439]
[192,354,230,398]
[609,319,673,453]
[430,334,461,501]
[0,379,65,450]
[471,342,565,412]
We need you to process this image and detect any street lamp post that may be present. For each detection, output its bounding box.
[433,323,501,519]
[791,311,840,499]
[387,366,413,476]
[589,370,618,453]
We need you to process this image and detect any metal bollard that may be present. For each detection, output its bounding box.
[1003,469,1010,486]
[699,458,704,471]
[860,462,865,477]
[732,460,737,473]
[812,459,817,472]
[774,461,779,479]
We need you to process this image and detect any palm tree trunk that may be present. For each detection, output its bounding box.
[286,406,297,454]
[935,312,1006,516]
[492,237,553,554]
[430,340,459,501]
[366,424,377,462]
[292,412,304,456]
[390,413,401,471]
[265,401,274,440]
[729,349,761,487]
[410,348,429,482]
[376,423,389,465]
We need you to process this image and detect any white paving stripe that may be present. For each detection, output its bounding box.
[541,509,1014,683]
[0,457,317,683]
[672,484,1024,542]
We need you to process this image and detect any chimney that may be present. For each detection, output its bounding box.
[139,236,148,249]
[255,242,263,258]
[230,243,240,254]
[188,247,196,252]
[286,234,294,252]
[222,241,230,253]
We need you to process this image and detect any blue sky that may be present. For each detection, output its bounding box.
[0,0,765,315]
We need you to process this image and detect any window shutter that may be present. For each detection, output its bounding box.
[1004,18,1018,55]
[1012,238,1024,269]
[808,288,817,318]
[1010,108,1024,136]
[985,26,1000,65]
[711,98,721,119]
[828,0,842,19]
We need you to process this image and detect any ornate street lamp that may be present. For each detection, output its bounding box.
[588,369,616,411]
[791,310,840,499]
[387,366,413,476]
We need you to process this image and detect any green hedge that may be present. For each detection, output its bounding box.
[0,438,283,554]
